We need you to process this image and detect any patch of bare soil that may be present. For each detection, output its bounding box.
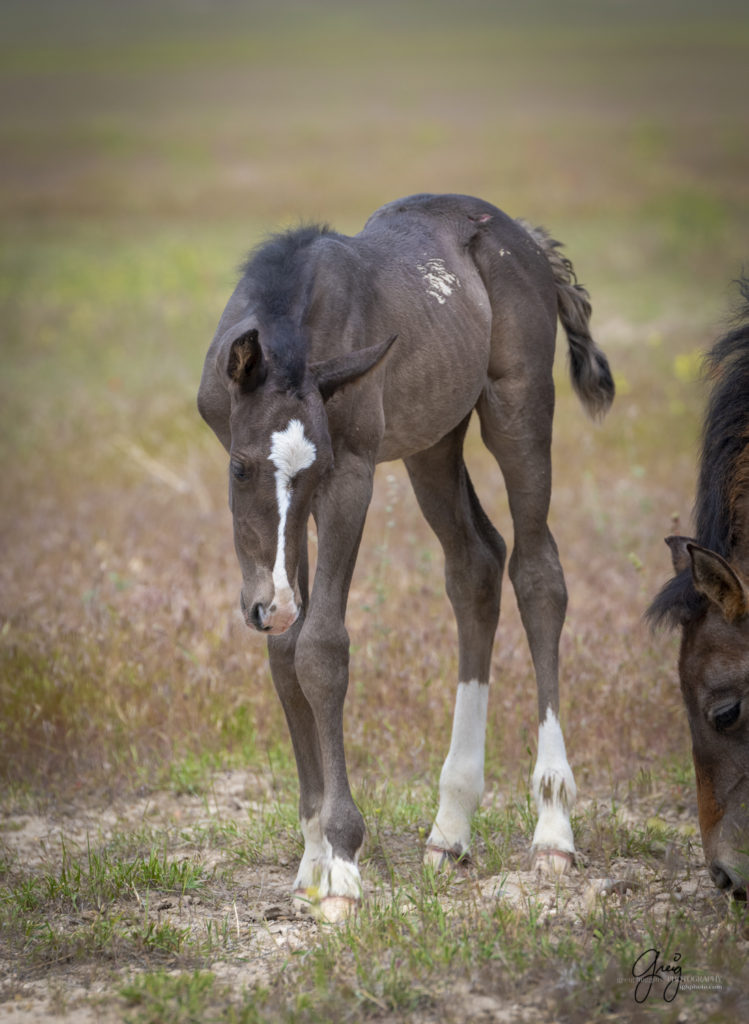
[0,772,318,1021]
[0,773,739,1023]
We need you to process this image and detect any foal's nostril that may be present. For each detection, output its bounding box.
[250,602,270,631]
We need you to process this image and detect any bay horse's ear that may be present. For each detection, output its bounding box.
[687,542,749,622]
[224,324,267,393]
[665,535,695,574]
[312,334,397,402]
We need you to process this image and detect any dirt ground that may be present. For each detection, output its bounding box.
[0,769,735,1024]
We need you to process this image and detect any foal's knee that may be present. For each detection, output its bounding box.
[294,621,350,702]
[268,626,302,698]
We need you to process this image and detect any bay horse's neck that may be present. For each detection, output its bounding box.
[695,327,749,573]
[727,443,749,573]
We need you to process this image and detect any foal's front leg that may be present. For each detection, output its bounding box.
[288,458,373,920]
[267,623,327,903]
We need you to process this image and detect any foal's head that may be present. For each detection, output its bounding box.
[654,538,749,899]
[214,318,395,635]
[226,326,329,634]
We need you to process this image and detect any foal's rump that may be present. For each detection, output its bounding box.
[363,194,613,431]
[466,206,614,421]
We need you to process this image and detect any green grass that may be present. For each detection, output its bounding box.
[2,769,748,1020]
[120,971,221,1024]
[0,835,210,973]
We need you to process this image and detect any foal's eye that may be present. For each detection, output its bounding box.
[231,460,248,482]
[712,701,742,732]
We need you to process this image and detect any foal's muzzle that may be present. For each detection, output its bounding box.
[239,590,299,635]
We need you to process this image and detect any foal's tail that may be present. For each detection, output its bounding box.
[520,222,615,421]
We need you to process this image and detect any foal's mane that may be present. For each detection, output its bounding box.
[239,223,336,390]
[647,277,749,629]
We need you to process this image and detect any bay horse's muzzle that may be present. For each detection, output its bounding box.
[710,859,748,901]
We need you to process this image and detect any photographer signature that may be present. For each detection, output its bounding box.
[632,948,682,1003]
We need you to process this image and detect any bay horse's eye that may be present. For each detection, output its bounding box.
[712,701,741,733]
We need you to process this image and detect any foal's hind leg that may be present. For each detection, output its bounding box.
[477,376,576,873]
[405,418,506,867]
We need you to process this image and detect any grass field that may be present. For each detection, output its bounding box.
[1,1,749,1021]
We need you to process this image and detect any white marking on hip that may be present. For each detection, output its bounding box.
[417,258,460,304]
[531,707,577,853]
[268,419,316,602]
[427,679,488,855]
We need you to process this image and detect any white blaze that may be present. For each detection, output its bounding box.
[417,258,460,304]
[268,419,316,602]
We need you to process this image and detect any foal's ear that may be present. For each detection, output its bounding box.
[687,543,749,623]
[312,334,397,402]
[224,325,267,393]
[665,535,695,574]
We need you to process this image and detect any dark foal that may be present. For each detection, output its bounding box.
[198,194,614,919]
[649,278,749,900]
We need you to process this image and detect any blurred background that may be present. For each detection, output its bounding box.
[1,0,748,800]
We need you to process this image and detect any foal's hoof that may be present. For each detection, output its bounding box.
[531,847,576,876]
[293,889,358,923]
[424,843,472,872]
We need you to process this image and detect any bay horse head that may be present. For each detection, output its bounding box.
[663,538,749,898]
[207,314,395,635]
[649,279,749,901]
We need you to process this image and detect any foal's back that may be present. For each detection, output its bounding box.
[325,194,561,464]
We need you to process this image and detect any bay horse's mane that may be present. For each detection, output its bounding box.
[648,276,749,629]
[239,223,338,391]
